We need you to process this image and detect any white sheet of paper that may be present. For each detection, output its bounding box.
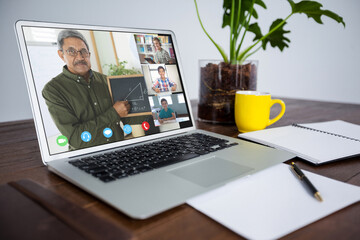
[187,164,360,240]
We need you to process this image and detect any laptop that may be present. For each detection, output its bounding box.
[15,20,294,219]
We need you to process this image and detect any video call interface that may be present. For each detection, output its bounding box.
[22,26,192,155]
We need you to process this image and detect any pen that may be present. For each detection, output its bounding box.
[291,162,323,202]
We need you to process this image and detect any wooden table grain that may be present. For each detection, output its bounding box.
[0,98,359,240]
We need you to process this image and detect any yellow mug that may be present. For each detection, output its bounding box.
[235,91,286,133]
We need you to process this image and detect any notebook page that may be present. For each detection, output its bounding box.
[239,125,360,164]
[299,120,360,141]
[187,164,360,240]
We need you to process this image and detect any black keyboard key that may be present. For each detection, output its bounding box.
[79,163,99,170]
[112,172,128,179]
[150,153,199,169]
[68,160,85,167]
[178,150,191,154]
[195,150,210,155]
[92,171,110,178]
[99,175,116,182]
[135,165,153,172]
[127,169,140,176]
[175,153,200,161]
[149,160,173,169]
[107,167,121,173]
[86,166,107,174]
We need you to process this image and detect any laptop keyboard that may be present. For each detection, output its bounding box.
[69,133,238,183]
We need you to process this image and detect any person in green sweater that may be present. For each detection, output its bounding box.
[153,37,174,64]
[42,29,131,150]
[158,98,176,124]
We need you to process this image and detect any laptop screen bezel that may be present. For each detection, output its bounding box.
[15,20,197,164]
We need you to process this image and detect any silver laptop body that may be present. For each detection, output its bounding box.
[15,20,294,219]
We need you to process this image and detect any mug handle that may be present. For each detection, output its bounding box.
[267,99,286,127]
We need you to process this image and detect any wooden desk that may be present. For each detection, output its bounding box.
[0,98,359,240]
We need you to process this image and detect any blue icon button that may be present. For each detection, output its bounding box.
[103,128,113,138]
[81,131,92,142]
[123,124,132,135]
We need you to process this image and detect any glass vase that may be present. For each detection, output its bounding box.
[197,60,258,124]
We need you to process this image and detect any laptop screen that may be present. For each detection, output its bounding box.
[20,25,193,155]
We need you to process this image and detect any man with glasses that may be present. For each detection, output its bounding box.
[42,29,131,150]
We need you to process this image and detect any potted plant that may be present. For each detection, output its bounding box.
[104,60,141,76]
[194,0,345,123]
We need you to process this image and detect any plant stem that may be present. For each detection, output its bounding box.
[237,13,293,62]
[236,0,255,61]
[235,0,242,36]
[234,11,249,61]
[242,45,262,62]
[194,0,229,63]
[230,0,236,61]
[231,0,242,64]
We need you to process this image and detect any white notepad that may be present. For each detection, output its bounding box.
[238,120,360,164]
[187,164,360,240]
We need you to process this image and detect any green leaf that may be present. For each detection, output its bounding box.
[247,23,263,41]
[262,19,291,51]
[104,60,141,76]
[287,0,345,27]
[222,0,267,29]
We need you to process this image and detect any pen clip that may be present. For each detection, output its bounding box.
[291,162,303,180]
[290,165,302,179]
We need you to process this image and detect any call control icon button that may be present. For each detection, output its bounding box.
[123,124,132,135]
[56,135,68,147]
[81,131,92,142]
[142,121,150,131]
[103,128,113,138]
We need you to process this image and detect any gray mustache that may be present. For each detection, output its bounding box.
[74,60,88,66]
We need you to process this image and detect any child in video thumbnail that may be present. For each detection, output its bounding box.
[153,37,173,64]
[152,66,177,93]
[158,98,175,124]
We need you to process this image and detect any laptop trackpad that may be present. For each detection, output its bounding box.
[169,156,253,188]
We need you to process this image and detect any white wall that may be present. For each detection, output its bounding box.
[93,31,117,74]
[113,32,142,71]
[0,0,359,123]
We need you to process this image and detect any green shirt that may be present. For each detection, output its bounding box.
[154,48,171,64]
[159,108,174,119]
[42,66,124,150]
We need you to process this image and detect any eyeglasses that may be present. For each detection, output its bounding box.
[62,47,90,57]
